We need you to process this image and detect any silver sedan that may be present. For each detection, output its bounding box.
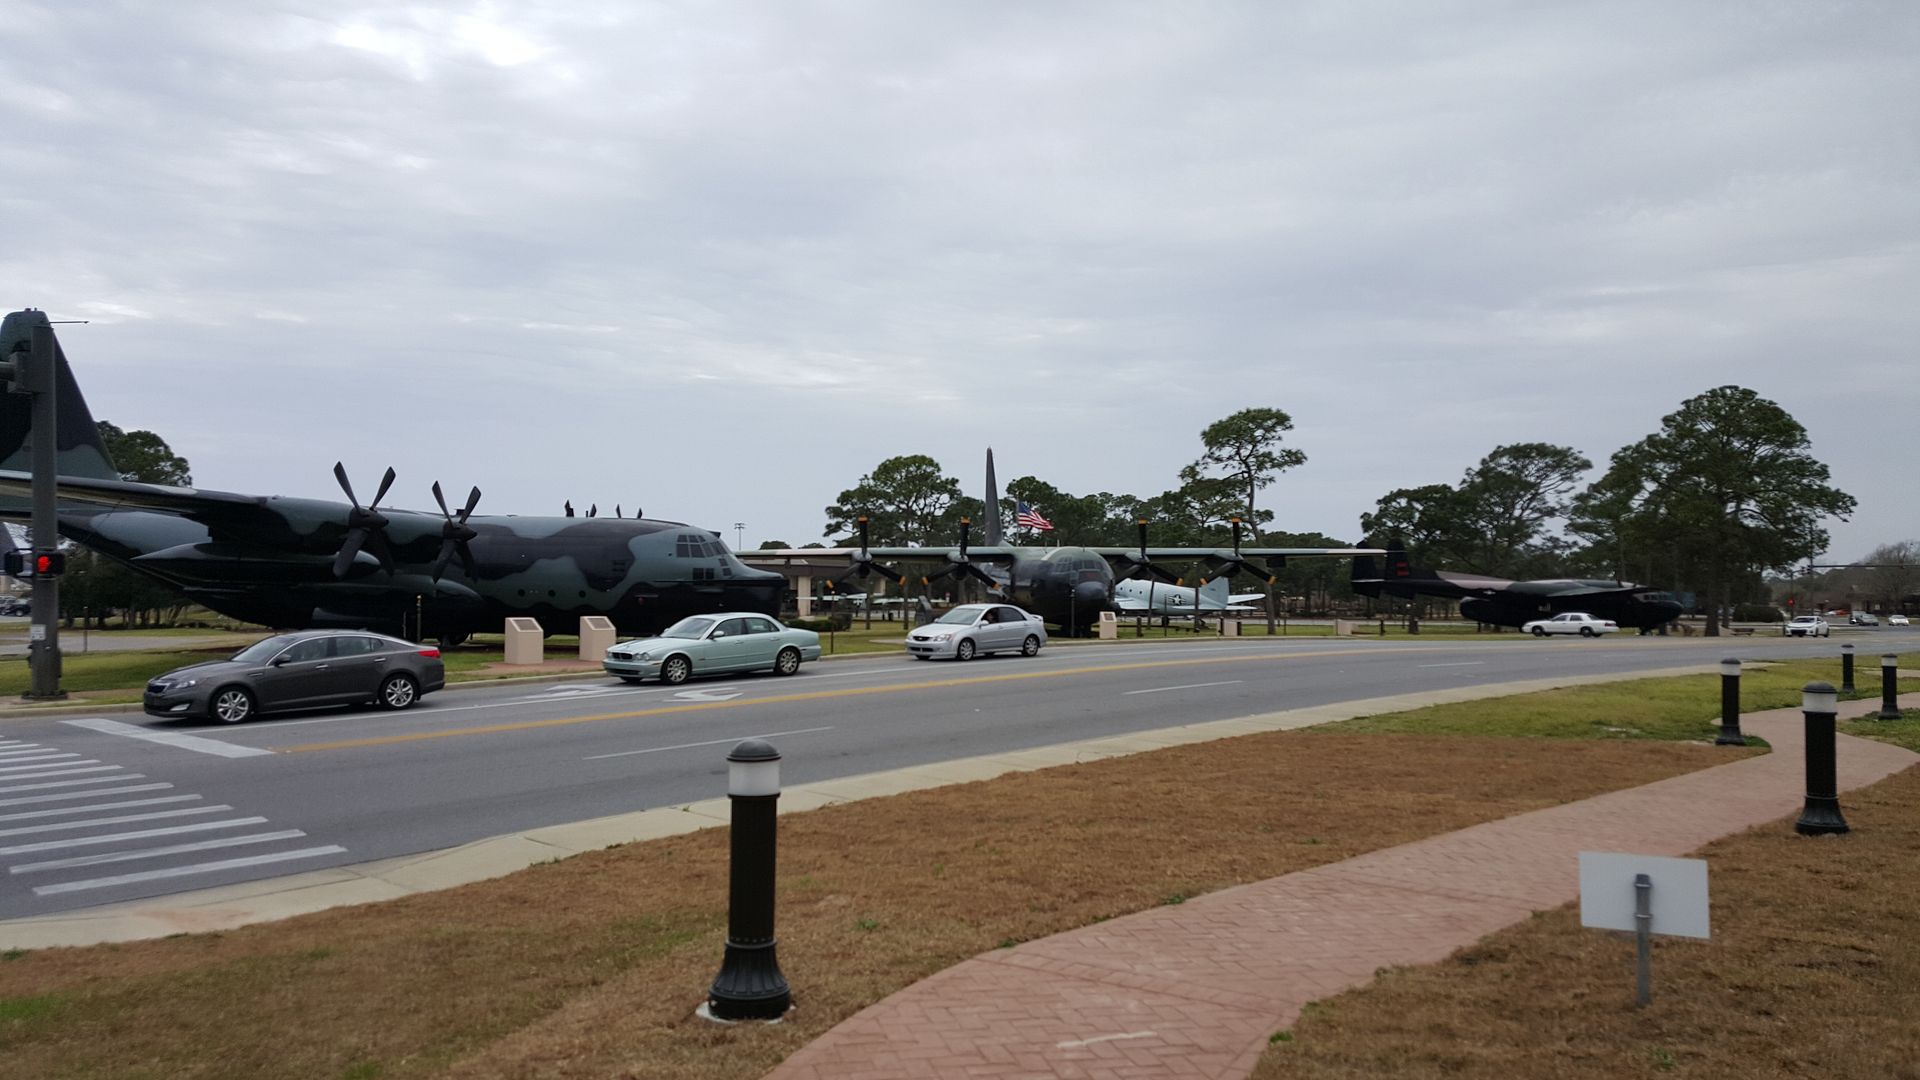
[906,603,1048,661]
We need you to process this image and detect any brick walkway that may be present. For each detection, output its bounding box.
[767,698,1918,1080]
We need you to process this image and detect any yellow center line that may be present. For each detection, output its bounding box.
[280,644,1464,753]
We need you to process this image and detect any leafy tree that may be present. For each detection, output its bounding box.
[1580,386,1855,635]
[97,421,191,485]
[823,455,970,546]
[755,540,791,550]
[1359,484,1475,568]
[1458,443,1591,576]
[1857,541,1919,610]
[1188,408,1307,535]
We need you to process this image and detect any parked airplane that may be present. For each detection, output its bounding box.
[745,450,1378,634]
[0,311,786,643]
[1112,576,1262,615]
[1349,541,1685,632]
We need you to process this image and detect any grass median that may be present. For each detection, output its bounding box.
[11,656,1913,1078]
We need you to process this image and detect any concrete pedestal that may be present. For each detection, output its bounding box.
[504,617,544,665]
[578,616,615,662]
[1097,611,1117,640]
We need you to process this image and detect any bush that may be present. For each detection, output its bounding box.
[1733,604,1783,623]
[789,613,852,632]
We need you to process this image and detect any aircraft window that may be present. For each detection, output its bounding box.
[715,618,749,638]
[283,638,332,663]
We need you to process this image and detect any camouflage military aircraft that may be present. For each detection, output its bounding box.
[0,312,785,644]
[1350,541,1685,632]
[745,450,1380,635]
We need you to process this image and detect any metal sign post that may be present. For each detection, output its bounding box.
[1579,852,1711,1008]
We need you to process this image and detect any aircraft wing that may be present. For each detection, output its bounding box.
[0,470,269,521]
[1228,592,1267,604]
[1112,596,1150,612]
[1088,546,1383,562]
[860,545,1020,564]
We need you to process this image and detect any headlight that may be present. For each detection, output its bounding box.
[175,678,198,689]
[927,631,955,641]
[635,651,654,661]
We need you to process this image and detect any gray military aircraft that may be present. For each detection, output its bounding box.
[0,312,785,643]
[1350,540,1685,632]
[748,450,1379,634]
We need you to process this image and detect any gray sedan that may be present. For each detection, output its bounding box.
[603,613,823,684]
[143,630,447,723]
[905,603,1047,661]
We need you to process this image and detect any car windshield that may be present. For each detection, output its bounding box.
[935,606,988,625]
[660,617,717,639]
[230,634,303,663]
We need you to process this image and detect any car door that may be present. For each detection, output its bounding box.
[329,635,390,703]
[705,617,754,672]
[252,636,336,710]
[741,617,782,667]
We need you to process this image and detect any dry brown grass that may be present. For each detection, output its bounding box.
[1253,764,1920,1080]
[0,734,1735,1080]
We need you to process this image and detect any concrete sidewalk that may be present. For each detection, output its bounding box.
[766,696,1917,1080]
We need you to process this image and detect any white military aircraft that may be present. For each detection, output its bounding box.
[1111,576,1264,615]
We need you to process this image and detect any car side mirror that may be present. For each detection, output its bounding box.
[270,656,290,667]
[710,631,726,639]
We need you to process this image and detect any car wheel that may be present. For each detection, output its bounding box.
[1531,626,1547,637]
[774,647,802,676]
[1021,634,1041,657]
[661,655,692,685]
[212,687,255,724]
[1580,627,1597,638]
[378,673,420,710]
[956,638,977,661]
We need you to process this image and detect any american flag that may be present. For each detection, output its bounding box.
[1015,501,1054,531]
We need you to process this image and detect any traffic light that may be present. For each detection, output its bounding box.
[2,550,63,578]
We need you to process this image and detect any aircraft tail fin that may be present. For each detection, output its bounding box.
[1352,539,1416,598]
[981,447,1002,547]
[1197,576,1230,610]
[1,312,121,509]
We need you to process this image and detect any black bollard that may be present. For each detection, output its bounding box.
[706,739,792,1020]
[1879,654,1902,721]
[1715,658,1746,746]
[1793,683,1849,836]
[1840,644,1855,694]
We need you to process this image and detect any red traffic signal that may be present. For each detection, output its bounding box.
[3,550,63,578]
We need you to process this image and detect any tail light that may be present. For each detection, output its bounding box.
[417,648,441,659]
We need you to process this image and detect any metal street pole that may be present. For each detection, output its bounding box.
[24,322,63,700]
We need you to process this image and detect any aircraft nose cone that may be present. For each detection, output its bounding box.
[1075,580,1108,609]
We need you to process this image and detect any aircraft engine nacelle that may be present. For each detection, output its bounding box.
[134,542,351,584]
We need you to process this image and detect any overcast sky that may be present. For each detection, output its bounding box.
[4,1,1913,562]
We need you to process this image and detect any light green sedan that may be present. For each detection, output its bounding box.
[603,613,823,685]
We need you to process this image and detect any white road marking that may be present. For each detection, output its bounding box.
[61,718,275,758]
[529,685,627,699]
[1417,661,1486,668]
[584,725,835,761]
[0,772,140,795]
[1057,1031,1158,1049]
[0,805,232,838]
[671,687,744,702]
[0,817,269,856]
[0,782,173,809]
[0,794,201,822]
[1122,680,1245,696]
[0,756,89,773]
[0,747,60,758]
[31,846,348,896]
[12,830,311,874]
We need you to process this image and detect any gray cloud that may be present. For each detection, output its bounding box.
[3,0,1912,557]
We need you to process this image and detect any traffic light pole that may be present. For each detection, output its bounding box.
[25,322,63,700]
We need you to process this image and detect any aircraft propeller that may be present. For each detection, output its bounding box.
[1112,519,1182,584]
[921,518,1000,589]
[836,516,904,588]
[331,462,398,578]
[429,481,483,581]
[1201,517,1280,587]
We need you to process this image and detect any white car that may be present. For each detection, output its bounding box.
[1784,615,1830,638]
[1890,614,1910,627]
[1521,612,1619,638]
[906,603,1047,661]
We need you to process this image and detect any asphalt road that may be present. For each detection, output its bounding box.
[0,631,1906,919]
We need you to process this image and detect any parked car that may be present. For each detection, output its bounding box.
[0,597,26,616]
[905,603,1047,660]
[144,630,445,723]
[603,612,821,684]
[1784,615,1830,638]
[1849,613,1879,626]
[1889,614,1910,626]
[1521,612,1619,638]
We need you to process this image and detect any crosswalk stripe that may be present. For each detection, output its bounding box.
[11,830,311,874]
[60,718,274,759]
[0,805,231,838]
[0,795,202,823]
[0,773,140,795]
[32,846,348,896]
[0,817,269,856]
[0,783,172,809]
[0,757,91,773]
[0,748,61,759]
